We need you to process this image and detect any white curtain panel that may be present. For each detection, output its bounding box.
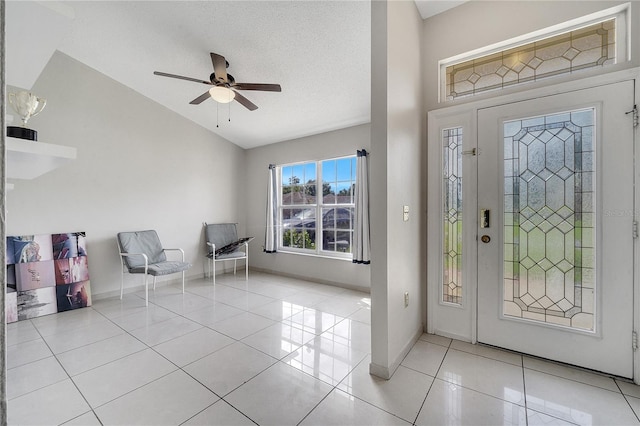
[353,149,370,264]
[264,164,277,253]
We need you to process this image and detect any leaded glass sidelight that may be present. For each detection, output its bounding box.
[503,109,595,331]
[443,127,463,305]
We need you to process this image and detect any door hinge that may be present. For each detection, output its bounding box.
[633,331,638,351]
[633,221,638,239]
[626,104,638,128]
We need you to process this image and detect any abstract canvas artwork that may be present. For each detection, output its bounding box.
[5,232,91,323]
[7,234,54,263]
[6,289,18,323]
[52,233,87,259]
[16,260,56,291]
[54,258,72,285]
[56,281,92,313]
[7,264,16,291]
[17,287,58,321]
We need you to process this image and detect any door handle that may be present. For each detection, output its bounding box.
[481,235,491,243]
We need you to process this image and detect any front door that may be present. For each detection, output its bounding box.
[476,81,635,377]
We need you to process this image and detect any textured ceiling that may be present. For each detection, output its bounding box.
[9,1,466,149]
[11,1,371,149]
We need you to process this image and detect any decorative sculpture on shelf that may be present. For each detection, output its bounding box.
[7,91,47,141]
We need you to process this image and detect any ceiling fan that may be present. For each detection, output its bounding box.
[154,52,281,111]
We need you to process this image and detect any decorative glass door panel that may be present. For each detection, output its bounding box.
[443,127,463,305]
[477,80,634,377]
[503,110,595,331]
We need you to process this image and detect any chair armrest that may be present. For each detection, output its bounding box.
[119,252,149,270]
[206,242,216,258]
[163,248,185,261]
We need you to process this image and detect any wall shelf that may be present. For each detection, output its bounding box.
[7,136,77,180]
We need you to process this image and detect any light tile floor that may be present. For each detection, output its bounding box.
[6,272,640,425]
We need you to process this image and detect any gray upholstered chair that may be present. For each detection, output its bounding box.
[204,223,249,284]
[117,230,191,306]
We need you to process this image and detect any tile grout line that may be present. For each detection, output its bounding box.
[91,296,264,424]
[411,338,452,425]
[54,300,217,423]
[178,399,259,426]
[177,279,342,423]
[523,365,627,394]
[447,345,523,367]
[28,317,104,425]
[81,302,225,422]
[293,354,410,426]
[9,275,371,425]
[615,379,640,422]
[67,305,183,422]
[202,279,372,425]
[521,354,529,426]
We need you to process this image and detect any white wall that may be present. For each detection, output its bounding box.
[6,52,244,298]
[370,0,425,379]
[423,1,640,111]
[243,124,371,291]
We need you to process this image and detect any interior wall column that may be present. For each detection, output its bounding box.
[369,0,391,379]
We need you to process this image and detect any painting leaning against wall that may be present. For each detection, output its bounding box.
[5,232,92,323]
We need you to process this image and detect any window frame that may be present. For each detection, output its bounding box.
[277,155,356,260]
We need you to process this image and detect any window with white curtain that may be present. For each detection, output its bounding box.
[278,156,356,258]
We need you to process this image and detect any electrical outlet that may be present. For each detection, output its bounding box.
[403,205,409,222]
[404,291,409,307]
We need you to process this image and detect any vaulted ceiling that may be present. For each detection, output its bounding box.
[7,1,464,149]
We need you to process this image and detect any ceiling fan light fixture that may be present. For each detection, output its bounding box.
[209,86,235,103]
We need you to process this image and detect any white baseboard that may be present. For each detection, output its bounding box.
[250,266,370,293]
[369,327,423,380]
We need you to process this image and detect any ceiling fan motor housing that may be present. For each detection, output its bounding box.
[211,72,235,86]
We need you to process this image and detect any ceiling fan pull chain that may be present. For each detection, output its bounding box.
[228,100,231,123]
[216,102,219,128]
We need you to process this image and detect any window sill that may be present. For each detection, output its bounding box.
[276,248,354,262]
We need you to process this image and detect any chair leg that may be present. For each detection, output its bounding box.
[120,268,124,300]
[233,260,237,275]
[245,258,248,281]
[144,273,149,307]
[182,271,185,293]
[153,275,157,291]
[213,259,216,285]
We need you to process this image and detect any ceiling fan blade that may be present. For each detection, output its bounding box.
[211,53,228,83]
[233,83,282,92]
[232,90,258,111]
[154,71,211,85]
[189,91,211,105]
